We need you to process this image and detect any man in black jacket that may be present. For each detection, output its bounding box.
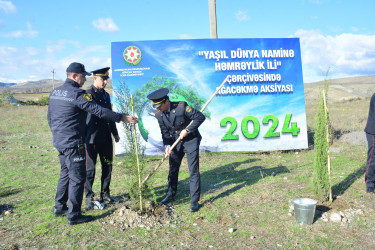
[85,67,118,206]
[147,88,205,212]
[47,62,137,225]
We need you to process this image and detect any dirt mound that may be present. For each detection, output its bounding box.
[101,203,179,229]
[339,131,367,146]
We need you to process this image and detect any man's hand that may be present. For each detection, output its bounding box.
[179,129,189,140]
[114,135,120,143]
[164,145,172,157]
[122,115,138,124]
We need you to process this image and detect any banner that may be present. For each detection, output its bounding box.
[111,38,308,155]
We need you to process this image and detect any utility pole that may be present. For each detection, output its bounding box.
[208,0,218,38]
[51,69,55,90]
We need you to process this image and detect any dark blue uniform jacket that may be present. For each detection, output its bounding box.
[155,101,205,146]
[85,85,118,144]
[47,78,122,151]
[365,93,375,135]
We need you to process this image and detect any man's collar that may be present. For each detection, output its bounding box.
[66,78,79,87]
[92,85,104,92]
[162,107,170,114]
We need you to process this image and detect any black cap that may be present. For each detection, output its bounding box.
[91,67,110,79]
[147,88,169,108]
[66,62,91,76]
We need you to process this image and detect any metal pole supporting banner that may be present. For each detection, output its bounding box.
[208,0,218,38]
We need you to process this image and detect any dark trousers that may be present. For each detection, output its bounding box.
[366,133,375,188]
[85,143,113,199]
[167,140,201,204]
[55,147,86,220]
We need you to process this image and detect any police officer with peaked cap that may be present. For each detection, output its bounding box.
[47,62,137,225]
[85,67,118,206]
[147,88,205,212]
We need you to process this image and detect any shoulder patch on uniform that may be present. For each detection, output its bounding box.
[83,93,92,102]
[185,106,192,112]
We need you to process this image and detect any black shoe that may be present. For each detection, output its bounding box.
[366,187,374,193]
[68,215,93,226]
[100,194,115,203]
[190,201,199,212]
[53,208,68,217]
[160,195,174,205]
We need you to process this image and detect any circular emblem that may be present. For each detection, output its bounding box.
[123,46,142,66]
[185,106,192,112]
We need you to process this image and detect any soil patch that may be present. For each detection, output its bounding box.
[318,196,351,211]
[101,203,179,230]
[339,131,367,146]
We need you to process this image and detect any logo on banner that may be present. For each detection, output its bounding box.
[123,46,142,66]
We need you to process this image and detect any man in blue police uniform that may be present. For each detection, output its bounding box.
[47,62,137,225]
[147,88,205,212]
[85,67,119,206]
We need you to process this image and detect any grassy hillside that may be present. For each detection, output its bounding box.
[0,78,113,95]
[0,86,374,248]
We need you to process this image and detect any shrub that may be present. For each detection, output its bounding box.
[312,79,332,202]
[16,96,49,106]
[0,90,13,106]
[115,82,155,212]
[37,96,49,105]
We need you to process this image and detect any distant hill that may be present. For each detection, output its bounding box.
[307,75,375,86]
[2,79,65,94]
[0,78,113,94]
[305,75,375,103]
[1,75,374,102]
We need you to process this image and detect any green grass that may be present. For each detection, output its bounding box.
[0,100,374,248]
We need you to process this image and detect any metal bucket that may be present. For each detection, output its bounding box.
[292,198,318,225]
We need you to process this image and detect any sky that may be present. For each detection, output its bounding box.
[0,0,374,83]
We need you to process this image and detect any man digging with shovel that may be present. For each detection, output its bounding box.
[147,88,205,212]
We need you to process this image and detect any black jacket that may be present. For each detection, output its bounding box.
[365,93,375,135]
[155,101,205,146]
[85,85,118,144]
[47,78,122,150]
